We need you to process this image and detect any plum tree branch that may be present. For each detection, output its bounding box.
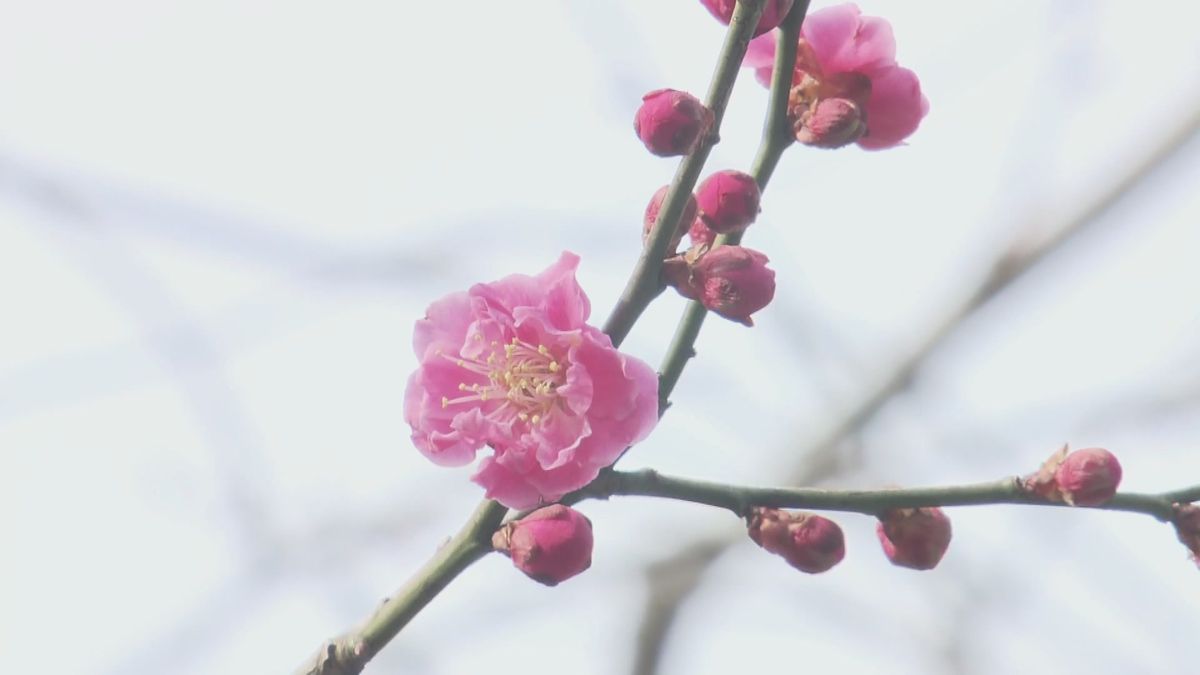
[658,0,811,413]
[294,499,507,675]
[627,83,1200,675]
[581,468,1200,522]
[295,4,773,673]
[603,0,770,347]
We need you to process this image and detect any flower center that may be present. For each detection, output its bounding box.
[440,335,566,424]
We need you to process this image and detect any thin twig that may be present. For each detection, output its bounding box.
[584,468,1200,522]
[603,0,770,347]
[658,1,810,411]
[294,499,507,675]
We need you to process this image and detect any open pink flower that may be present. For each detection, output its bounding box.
[404,252,659,509]
[744,3,928,149]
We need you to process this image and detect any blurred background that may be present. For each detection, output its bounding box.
[2,1,1199,673]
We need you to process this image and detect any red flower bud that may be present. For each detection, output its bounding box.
[643,185,698,254]
[876,507,952,570]
[699,0,795,38]
[492,505,593,586]
[1173,504,1200,567]
[695,169,760,234]
[794,97,867,149]
[1054,447,1122,506]
[671,246,775,326]
[688,218,716,249]
[634,89,712,157]
[1024,445,1123,506]
[748,508,845,573]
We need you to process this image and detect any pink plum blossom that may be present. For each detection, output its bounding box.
[404,252,659,509]
[744,3,928,149]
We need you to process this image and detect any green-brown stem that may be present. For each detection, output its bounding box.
[657,1,809,410]
[582,469,1200,522]
[295,499,507,675]
[603,0,769,347]
[297,5,773,673]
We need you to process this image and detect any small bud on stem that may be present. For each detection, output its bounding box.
[695,169,761,234]
[876,507,952,570]
[643,185,698,255]
[748,508,845,574]
[666,245,776,326]
[634,89,712,157]
[1023,445,1122,506]
[492,505,594,586]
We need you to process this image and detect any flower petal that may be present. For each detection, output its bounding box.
[472,455,545,509]
[536,251,591,330]
[805,5,896,74]
[858,65,927,149]
[745,33,779,88]
[412,290,473,361]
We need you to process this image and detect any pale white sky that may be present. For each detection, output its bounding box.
[2,1,1199,673]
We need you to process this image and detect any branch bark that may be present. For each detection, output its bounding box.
[585,468,1200,522]
[294,499,507,675]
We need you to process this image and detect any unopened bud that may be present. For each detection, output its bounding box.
[688,218,716,249]
[876,507,952,570]
[1173,504,1200,567]
[1055,447,1122,506]
[492,505,593,586]
[634,89,712,157]
[699,0,795,38]
[695,169,761,234]
[669,245,775,326]
[1023,445,1122,506]
[643,185,698,254]
[748,508,845,573]
[795,97,867,149]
